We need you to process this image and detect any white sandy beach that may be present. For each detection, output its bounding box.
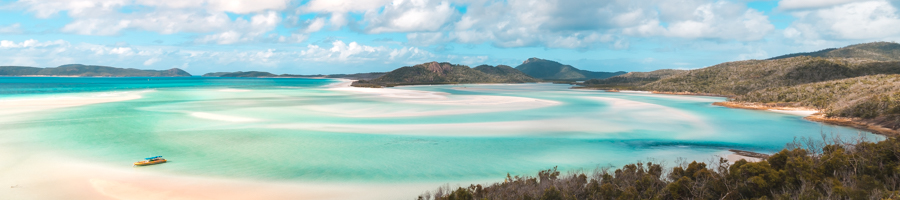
[0,149,438,200]
[319,79,561,117]
[0,91,148,117]
[189,112,262,122]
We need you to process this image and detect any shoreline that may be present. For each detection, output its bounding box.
[570,87,731,97]
[713,101,899,136]
[572,87,900,137]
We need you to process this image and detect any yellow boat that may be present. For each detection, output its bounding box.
[134,156,167,166]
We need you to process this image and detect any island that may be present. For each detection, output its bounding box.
[0,64,191,77]
[350,61,541,87]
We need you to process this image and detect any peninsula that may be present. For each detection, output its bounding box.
[580,42,900,135]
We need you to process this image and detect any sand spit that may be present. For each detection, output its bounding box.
[713,101,899,136]
[268,118,632,137]
[217,89,251,92]
[319,79,560,117]
[0,91,148,116]
[189,112,261,122]
[585,97,714,138]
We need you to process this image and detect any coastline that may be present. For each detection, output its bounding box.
[713,101,899,136]
[573,87,899,136]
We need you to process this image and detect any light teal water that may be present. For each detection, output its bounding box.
[0,77,881,184]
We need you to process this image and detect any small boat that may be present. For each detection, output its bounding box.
[134,156,167,166]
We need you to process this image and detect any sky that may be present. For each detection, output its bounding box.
[1,0,899,75]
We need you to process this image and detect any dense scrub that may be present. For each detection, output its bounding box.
[769,42,900,61]
[581,69,686,89]
[420,137,900,200]
[639,57,900,96]
[736,74,900,129]
[354,62,540,87]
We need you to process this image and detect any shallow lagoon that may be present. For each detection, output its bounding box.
[0,77,881,199]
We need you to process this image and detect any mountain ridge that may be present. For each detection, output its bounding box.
[515,57,626,80]
[0,64,191,77]
[352,61,540,87]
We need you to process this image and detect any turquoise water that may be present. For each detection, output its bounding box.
[0,77,881,184]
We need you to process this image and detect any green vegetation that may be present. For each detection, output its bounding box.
[352,62,540,87]
[769,42,900,61]
[582,57,900,96]
[473,64,541,83]
[581,69,686,90]
[420,137,900,200]
[638,57,900,96]
[577,42,900,132]
[736,74,900,130]
[0,64,191,77]
[515,58,626,81]
[203,71,278,77]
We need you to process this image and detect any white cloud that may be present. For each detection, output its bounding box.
[785,1,900,41]
[194,11,282,44]
[303,0,393,28]
[0,39,69,48]
[17,0,288,41]
[304,18,327,33]
[777,0,859,10]
[143,57,161,66]
[0,23,22,34]
[364,0,457,33]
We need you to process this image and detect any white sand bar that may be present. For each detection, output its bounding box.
[0,91,148,116]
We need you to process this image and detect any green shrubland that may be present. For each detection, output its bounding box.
[420,137,900,200]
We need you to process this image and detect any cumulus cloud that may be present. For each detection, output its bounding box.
[785,1,900,41]
[364,0,457,33]
[0,39,69,48]
[777,0,859,10]
[0,23,23,34]
[195,11,281,44]
[16,0,289,43]
[395,0,773,49]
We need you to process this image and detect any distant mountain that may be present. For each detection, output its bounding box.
[352,61,541,87]
[0,64,191,77]
[768,42,900,61]
[473,64,541,83]
[514,58,626,80]
[203,71,278,77]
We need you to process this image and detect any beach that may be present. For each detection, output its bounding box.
[0,78,882,200]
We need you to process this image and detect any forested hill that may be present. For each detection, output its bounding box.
[735,74,900,130]
[515,58,626,80]
[472,64,541,83]
[582,69,686,89]
[0,64,191,77]
[579,41,900,133]
[202,71,278,77]
[768,42,900,61]
[352,62,541,87]
[640,57,900,96]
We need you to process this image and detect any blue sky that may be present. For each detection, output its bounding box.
[1,0,899,75]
